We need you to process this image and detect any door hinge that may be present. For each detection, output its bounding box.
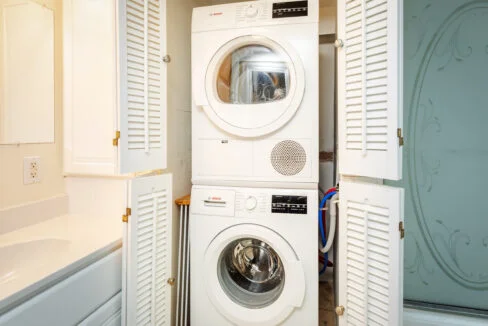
[122,207,131,223]
[167,277,176,286]
[399,221,405,239]
[397,128,404,146]
[113,130,120,146]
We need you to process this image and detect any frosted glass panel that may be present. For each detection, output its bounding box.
[392,0,488,310]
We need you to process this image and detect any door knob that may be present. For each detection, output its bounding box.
[334,39,344,48]
[335,305,345,316]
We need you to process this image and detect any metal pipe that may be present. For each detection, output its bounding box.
[184,205,190,326]
[176,205,184,325]
[181,205,189,325]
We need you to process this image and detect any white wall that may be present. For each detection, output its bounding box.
[165,0,195,323]
[318,4,337,281]
[0,0,64,211]
[319,5,336,194]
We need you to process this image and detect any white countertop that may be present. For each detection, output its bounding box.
[0,214,122,313]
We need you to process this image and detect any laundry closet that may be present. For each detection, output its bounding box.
[63,0,404,324]
[0,0,404,325]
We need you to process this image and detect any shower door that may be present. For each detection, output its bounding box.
[394,0,488,311]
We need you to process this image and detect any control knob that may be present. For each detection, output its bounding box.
[245,5,259,17]
[245,196,258,211]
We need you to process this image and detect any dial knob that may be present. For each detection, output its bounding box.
[245,196,258,211]
[245,5,258,17]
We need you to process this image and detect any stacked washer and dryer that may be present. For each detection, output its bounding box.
[190,1,319,325]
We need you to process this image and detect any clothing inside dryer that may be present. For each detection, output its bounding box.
[218,238,285,308]
[216,44,290,104]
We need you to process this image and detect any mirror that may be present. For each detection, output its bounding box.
[0,0,54,144]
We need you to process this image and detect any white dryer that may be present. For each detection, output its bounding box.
[192,1,319,189]
[190,185,318,326]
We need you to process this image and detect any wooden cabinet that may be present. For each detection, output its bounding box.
[121,174,173,326]
[335,0,405,325]
[65,173,173,326]
[63,0,167,176]
[63,0,173,324]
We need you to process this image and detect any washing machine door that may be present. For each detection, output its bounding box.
[204,223,306,326]
[202,35,305,138]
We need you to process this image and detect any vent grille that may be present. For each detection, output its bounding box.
[125,0,163,151]
[338,181,403,326]
[344,0,389,152]
[345,200,391,325]
[135,189,170,325]
[270,140,306,176]
[338,0,402,179]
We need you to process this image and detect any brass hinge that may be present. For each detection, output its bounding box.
[399,221,405,239]
[167,277,176,286]
[397,128,404,146]
[113,131,120,146]
[122,207,131,223]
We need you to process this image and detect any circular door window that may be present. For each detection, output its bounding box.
[204,224,305,325]
[218,238,285,309]
[204,36,305,138]
[216,45,290,105]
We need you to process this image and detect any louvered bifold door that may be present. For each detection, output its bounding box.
[118,0,167,174]
[123,174,173,326]
[337,181,404,326]
[337,0,403,180]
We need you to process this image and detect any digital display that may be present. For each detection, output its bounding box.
[272,195,307,214]
[272,1,308,19]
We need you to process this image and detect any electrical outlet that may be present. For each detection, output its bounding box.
[23,156,41,185]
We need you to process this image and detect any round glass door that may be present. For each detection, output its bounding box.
[216,45,290,105]
[204,36,305,138]
[203,224,305,325]
[218,238,285,309]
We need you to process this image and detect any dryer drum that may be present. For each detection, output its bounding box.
[270,140,307,176]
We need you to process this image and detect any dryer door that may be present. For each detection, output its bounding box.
[204,223,306,326]
[202,35,305,138]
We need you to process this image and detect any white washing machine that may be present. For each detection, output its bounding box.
[190,185,318,326]
[192,1,319,189]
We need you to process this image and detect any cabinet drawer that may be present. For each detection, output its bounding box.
[78,292,121,326]
[0,249,122,326]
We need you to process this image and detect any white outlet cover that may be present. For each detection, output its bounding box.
[23,156,41,184]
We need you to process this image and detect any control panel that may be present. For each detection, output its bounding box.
[235,3,269,22]
[272,1,308,19]
[193,1,317,33]
[236,192,267,215]
[235,192,309,217]
[271,195,308,214]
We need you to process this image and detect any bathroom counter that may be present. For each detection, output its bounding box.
[0,214,122,313]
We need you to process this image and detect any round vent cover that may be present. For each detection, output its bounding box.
[270,140,306,176]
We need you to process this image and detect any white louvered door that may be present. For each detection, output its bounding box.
[337,0,403,180]
[119,0,167,174]
[123,173,173,326]
[337,180,404,326]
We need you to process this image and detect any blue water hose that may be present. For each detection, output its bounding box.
[319,191,336,275]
